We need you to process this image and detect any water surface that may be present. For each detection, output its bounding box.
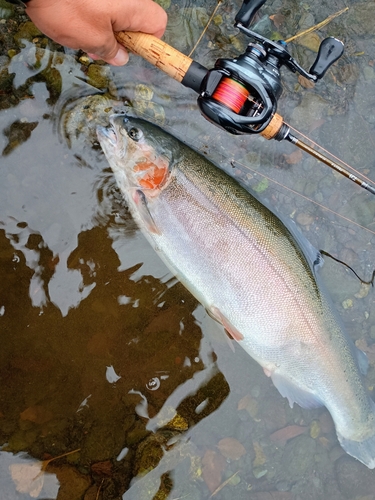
[1,0,375,499]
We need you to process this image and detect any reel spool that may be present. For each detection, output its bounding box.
[212,78,250,114]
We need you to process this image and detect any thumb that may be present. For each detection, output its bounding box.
[88,44,129,66]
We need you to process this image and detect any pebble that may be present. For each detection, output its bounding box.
[342,298,353,309]
[253,467,268,479]
[228,473,241,486]
[309,420,320,439]
[276,480,291,491]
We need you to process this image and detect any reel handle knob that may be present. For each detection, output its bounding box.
[310,37,344,79]
[235,0,267,28]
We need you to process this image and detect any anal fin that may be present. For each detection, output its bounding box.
[271,372,323,409]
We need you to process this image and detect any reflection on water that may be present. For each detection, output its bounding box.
[1,0,375,498]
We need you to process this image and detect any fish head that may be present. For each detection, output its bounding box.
[97,114,177,194]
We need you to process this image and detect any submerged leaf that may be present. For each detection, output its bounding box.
[296,32,321,52]
[270,425,308,445]
[217,437,246,460]
[298,75,315,89]
[202,450,226,493]
[10,462,44,498]
[269,13,285,29]
[284,149,303,165]
[20,405,53,425]
[253,177,269,193]
[237,394,258,418]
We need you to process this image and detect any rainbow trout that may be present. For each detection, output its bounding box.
[97,115,375,468]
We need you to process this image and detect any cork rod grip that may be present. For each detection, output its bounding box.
[260,113,284,140]
[115,31,193,83]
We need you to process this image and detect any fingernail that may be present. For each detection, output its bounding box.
[113,47,129,66]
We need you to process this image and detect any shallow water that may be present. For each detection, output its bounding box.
[1,0,375,499]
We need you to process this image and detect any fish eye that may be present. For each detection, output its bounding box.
[128,127,143,142]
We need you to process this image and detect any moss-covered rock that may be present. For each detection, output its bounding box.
[0,0,14,19]
[13,21,42,47]
[87,63,110,90]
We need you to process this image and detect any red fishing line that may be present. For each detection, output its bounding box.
[212,77,249,113]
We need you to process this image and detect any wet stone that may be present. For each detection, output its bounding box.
[154,0,171,9]
[336,455,375,498]
[48,464,92,500]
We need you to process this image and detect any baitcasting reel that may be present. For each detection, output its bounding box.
[115,1,375,194]
[194,0,344,136]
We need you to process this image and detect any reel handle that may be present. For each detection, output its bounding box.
[235,0,267,28]
[310,37,344,79]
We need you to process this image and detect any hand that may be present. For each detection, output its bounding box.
[26,0,167,66]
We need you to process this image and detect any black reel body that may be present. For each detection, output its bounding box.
[198,44,283,135]
[191,0,344,135]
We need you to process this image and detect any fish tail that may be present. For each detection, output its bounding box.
[337,400,375,469]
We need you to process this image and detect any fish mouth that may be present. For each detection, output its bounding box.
[96,120,117,146]
[96,114,126,147]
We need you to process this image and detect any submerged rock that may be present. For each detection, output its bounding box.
[277,435,317,481]
[0,0,14,19]
[336,455,375,498]
[345,3,375,36]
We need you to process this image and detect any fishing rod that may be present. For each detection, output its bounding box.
[114,0,375,196]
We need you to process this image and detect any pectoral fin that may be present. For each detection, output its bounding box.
[209,306,244,341]
[132,189,160,235]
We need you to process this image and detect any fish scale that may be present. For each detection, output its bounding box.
[97,114,375,468]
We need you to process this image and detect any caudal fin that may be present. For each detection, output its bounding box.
[337,398,375,469]
[338,432,375,469]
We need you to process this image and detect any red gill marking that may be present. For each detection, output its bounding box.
[134,156,169,190]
